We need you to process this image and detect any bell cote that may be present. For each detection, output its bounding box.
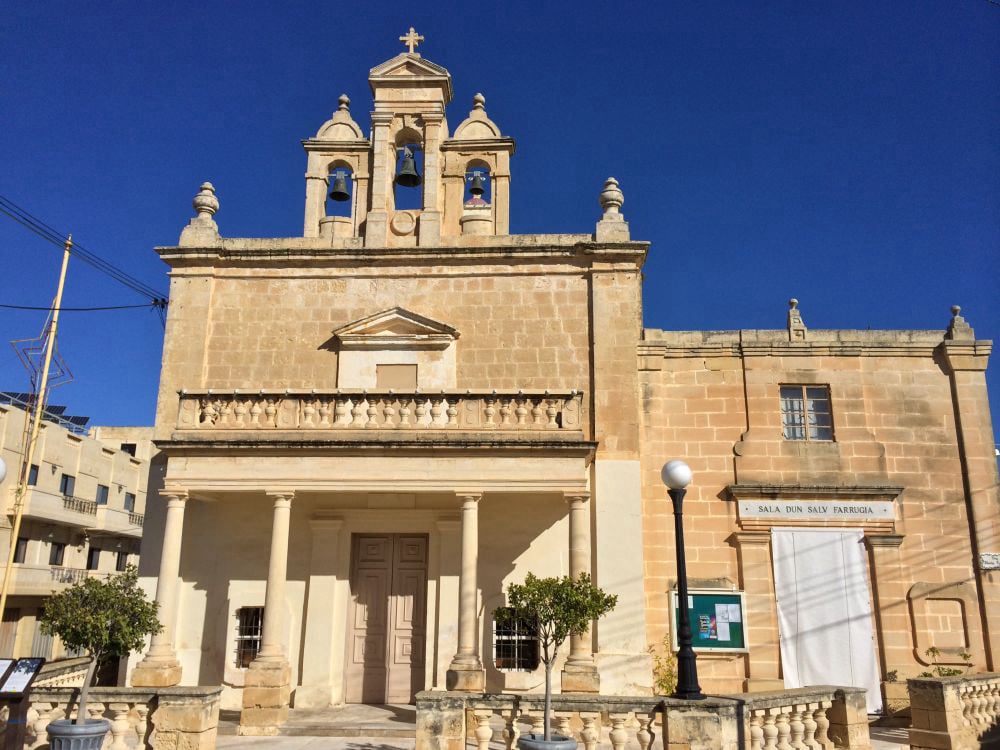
[302,29,515,247]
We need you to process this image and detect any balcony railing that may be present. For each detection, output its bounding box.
[62,495,97,515]
[176,389,584,434]
[128,512,145,527]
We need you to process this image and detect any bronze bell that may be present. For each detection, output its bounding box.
[469,171,486,196]
[395,146,421,188]
[329,171,350,202]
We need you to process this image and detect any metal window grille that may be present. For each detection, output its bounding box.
[493,608,539,672]
[235,607,264,668]
[780,385,834,441]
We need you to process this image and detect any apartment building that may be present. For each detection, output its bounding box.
[0,392,156,662]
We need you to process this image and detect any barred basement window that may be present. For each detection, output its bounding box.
[780,385,834,441]
[493,608,539,672]
[235,607,264,668]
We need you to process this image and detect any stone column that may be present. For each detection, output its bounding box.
[446,492,484,691]
[562,492,600,692]
[418,113,443,245]
[302,168,328,238]
[240,491,294,736]
[131,491,187,687]
[364,112,394,247]
[296,514,344,709]
[864,534,910,712]
[733,531,783,691]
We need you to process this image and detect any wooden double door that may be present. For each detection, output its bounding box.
[345,534,428,704]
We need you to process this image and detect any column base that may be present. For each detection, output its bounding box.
[446,662,485,691]
[239,660,291,736]
[561,661,600,693]
[131,659,182,688]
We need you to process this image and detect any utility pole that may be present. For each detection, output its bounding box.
[0,236,73,623]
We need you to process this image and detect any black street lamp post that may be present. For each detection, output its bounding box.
[661,459,705,701]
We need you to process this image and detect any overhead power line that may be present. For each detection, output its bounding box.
[0,302,165,312]
[0,195,168,305]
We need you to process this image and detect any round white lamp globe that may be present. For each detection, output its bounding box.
[0,456,7,484]
[660,460,692,490]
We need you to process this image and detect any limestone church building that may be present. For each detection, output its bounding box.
[130,32,1000,734]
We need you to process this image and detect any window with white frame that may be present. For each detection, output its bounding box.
[493,608,539,672]
[780,385,834,441]
[235,607,264,668]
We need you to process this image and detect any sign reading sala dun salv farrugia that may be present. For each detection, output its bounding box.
[737,500,894,521]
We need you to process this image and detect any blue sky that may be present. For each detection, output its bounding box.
[1,1,997,442]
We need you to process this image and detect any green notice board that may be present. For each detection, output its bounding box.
[670,590,748,653]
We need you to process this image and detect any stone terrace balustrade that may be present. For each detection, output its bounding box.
[62,495,98,515]
[175,389,584,435]
[908,673,1000,750]
[415,686,871,750]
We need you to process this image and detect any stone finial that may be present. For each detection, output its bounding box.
[787,298,807,341]
[338,94,350,112]
[472,93,486,111]
[179,181,221,246]
[599,177,624,215]
[192,182,219,219]
[595,177,629,242]
[945,304,974,341]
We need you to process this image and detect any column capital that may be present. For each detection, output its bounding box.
[370,111,394,126]
[161,489,189,504]
[730,531,771,548]
[564,491,591,505]
[266,490,295,505]
[864,534,905,549]
[455,491,483,505]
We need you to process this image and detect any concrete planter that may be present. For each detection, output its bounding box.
[46,718,110,749]
[517,733,577,750]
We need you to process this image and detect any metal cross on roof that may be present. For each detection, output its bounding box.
[400,27,424,54]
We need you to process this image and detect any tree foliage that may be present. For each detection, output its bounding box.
[40,564,161,672]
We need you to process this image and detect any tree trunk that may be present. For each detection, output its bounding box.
[75,656,98,725]
[544,660,552,740]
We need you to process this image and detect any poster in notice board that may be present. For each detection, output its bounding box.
[670,590,748,653]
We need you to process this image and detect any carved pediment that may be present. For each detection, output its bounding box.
[369,53,451,79]
[332,307,459,350]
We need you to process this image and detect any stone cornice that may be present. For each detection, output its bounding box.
[157,239,648,268]
[726,483,904,502]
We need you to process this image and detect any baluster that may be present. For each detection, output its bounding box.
[801,702,818,749]
[502,707,520,750]
[108,703,131,750]
[514,396,528,425]
[474,709,494,750]
[398,396,412,427]
[499,397,512,426]
[415,396,428,427]
[554,712,572,739]
[333,396,348,427]
[987,681,1000,729]
[28,702,51,749]
[636,710,655,750]
[264,398,277,427]
[430,396,444,426]
[446,397,459,426]
[960,684,974,728]
[609,713,628,750]
[484,395,497,427]
[527,711,545,739]
[250,397,262,425]
[788,706,805,749]
[200,397,216,425]
[580,713,599,750]
[813,701,832,750]
[775,708,792,750]
[218,398,232,426]
[136,702,151,747]
[530,398,544,426]
[383,395,397,428]
[351,397,365,427]
[975,683,988,730]
[748,711,765,750]
[302,398,316,427]
[762,710,779,750]
[545,398,558,429]
[234,398,247,426]
[318,398,331,427]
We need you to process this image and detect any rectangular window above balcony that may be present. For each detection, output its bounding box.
[13,538,28,564]
[87,547,101,571]
[124,493,136,513]
[96,485,109,506]
[59,473,75,497]
[48,542,65,567]
[27,465,38,486]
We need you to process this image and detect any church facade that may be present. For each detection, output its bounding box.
[130,34,999,733]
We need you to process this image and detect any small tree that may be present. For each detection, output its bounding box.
[495,573,617,741]
[41,565,161,725]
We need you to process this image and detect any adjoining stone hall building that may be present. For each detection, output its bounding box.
[130,32,999,733]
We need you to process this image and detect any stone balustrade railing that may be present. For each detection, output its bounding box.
[63,495,98,515]
[129,512,145,527]
[33,657,92,689]
[908,672,1000,750]
[416,687,871,750]
[176,389,584,434]
[18,685,222,749]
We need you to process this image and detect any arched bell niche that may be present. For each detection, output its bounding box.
[325,161,355,217]
[392,127,424,212]
[464,159,493,205]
